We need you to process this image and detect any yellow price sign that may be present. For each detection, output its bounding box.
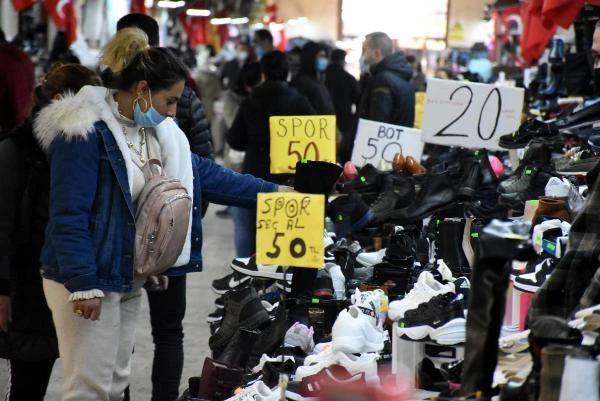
[269,115,336,174]
[256,192,324,268]
[414,91,426,129]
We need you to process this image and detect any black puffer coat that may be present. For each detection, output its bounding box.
[358,52,416,127]
[176,84,214,158]
[226,80,316,184]
[290,42,335,115]
[0,120,58,361]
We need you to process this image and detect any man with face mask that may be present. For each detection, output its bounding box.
[253,29,275,60]
[358,31,415,127]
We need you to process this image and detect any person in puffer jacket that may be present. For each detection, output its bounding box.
[35,28,288,401]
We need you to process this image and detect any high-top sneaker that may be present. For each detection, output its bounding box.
[435,219,470,276]
[388,170,456,224]
[247,304,289,369]
[208,286,272,353]
[370,174,415,224]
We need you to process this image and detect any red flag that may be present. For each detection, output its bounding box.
[11,0,36,11]
[130,0,149,15]
[542,0,585,29]
[44,0,77,45]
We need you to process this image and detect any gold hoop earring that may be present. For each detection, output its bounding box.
[133,96,149,113]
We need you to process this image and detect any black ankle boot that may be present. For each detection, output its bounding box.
[388,170,456,224]
[461,232,535,397]
[217,328,260,368]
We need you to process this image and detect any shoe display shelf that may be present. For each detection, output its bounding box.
[391,325,464,392]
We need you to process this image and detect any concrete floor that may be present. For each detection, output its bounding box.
[0,205,236,401]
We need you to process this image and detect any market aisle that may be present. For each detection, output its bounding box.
[0,205,236,400]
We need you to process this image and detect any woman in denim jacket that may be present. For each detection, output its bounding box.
[33,28,284,401]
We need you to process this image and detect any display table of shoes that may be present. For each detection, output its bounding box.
[391,325,465,392]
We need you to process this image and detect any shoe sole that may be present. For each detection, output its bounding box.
[512,280,541,293]
[397,317,466,344]
[206,315,223,323]
[331,334,384,353]
[556,169,590,176]
[230,262,289,280]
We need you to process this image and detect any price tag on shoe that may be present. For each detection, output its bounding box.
[256,192,324,268]
[269,115,336,174]
[351,119,424,168]
[422,78,524,150]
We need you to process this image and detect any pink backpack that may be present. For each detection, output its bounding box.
[134,159,192,276]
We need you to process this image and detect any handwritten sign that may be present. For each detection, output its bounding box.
[256,193,324,268]
[269,115,336,174]
[351,119,424,168]
[422,78,524,150]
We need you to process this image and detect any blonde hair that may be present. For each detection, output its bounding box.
[101,27,149,74]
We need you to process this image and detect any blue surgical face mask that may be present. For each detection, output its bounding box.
[316,57,328,72]
[255,46,265,59]
[133,89,166,128]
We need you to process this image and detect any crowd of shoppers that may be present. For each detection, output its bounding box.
[0,13,418,400]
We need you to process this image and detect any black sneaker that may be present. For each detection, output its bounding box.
[513,257,556,293]
[230,257,292,280]
[499,119,558,149]
[327,193,375,237]
[207,308,225,323]
[211,271,252,294]
[396,293,466,345]
[555,149,600,175]
[336,164,383,193]
[498,169,555,210]
[209,286,272,352]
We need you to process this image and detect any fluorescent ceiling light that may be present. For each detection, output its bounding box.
[210,17,231,25]
[186,9,211,17]
[230,17,249,24]
[157,0,185,8]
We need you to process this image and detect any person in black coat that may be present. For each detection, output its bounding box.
[358,32,415,126]
[290,41,336,115]
[227,51,316,255]
[0,63,102,401]
[325,48,360,162]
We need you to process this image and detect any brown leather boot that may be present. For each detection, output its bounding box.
[392,153,405,172]
[405,156,426,175]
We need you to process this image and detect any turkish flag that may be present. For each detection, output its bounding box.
[11,0,36,11]
[542,0,585,28]
[44,0,77,45]
[520,0,556,64]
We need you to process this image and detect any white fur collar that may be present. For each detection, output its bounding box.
[34,85,193,267]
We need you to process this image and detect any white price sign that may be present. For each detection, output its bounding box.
[351,119,424,167]
[422,78,524,150]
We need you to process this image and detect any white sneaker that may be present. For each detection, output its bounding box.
[436,260,455,282]
[331,305,384,353]
[295,351,379,383]
[224,381,277,400]
[545,176,570,197]
[351,287,388,327]
[388,271,455,321]
[355,248,386,267]
[284,322,315,353]
[325,262,346,300]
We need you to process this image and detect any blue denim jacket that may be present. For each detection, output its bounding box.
[40,120,278,293]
